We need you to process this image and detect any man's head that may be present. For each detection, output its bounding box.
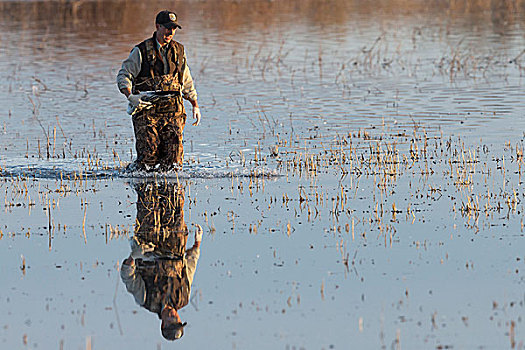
[156,10,181,29]
[155,10,180,45]
[161,321,187,340]
[160,306,186,340]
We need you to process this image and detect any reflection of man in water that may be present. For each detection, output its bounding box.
[117,10,201,172]
[121,182,202,340]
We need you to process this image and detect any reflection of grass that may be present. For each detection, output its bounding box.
[345,33,522,82]
[225,23,522,88]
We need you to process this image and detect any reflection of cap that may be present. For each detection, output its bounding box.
[156,10,181,29]
[162,321,187,340]
[173,322,187,339]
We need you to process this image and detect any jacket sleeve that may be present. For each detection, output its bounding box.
[184,246,201,286]
[120,262,146,306]
[117,47,142,92]
[181,51,198,102]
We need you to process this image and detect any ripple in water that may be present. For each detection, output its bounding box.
[0,162,280,180]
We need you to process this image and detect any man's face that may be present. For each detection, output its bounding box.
[156,24,176,45]
[161,306,181,324]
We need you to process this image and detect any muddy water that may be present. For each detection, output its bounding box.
[1,1,524,349]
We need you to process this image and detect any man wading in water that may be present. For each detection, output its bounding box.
[117,10,201,172]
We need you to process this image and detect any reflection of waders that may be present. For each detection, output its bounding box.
[132,34,187,170]
[134,182,188,257]
[133,182,190,314]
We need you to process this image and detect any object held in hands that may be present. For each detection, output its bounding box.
[127,92,153,115]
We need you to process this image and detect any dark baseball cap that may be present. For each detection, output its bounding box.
[156,10,181,29]
[161,321,187,340]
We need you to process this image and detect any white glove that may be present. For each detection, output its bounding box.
[194,224,203,243]
[127,94,142,108]
[192,106,201,126]
[130,237,155,260]
[127,93,152,115]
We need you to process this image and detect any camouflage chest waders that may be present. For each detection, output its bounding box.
[132,94,186,171]
[132,35,187,171]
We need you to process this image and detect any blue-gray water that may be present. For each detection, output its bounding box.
[1,1,524,349]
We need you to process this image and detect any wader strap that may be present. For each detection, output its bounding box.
[145,39,156,79]
[174,44,185,86]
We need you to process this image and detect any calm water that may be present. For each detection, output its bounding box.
[1,1,524,349]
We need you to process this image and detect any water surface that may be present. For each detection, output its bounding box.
[1,1,524,349]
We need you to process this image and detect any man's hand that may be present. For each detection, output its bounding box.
[192,106,201,126]
[130,237,155,259]
[127,94,142,108]
[127,93,152,109]
[194,224,203,243]
[127,93,153,115]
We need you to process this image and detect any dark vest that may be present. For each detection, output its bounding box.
[133,33,186,93]
[138,259,191,317]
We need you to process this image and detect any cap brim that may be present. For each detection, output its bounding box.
[163,22,181,29]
